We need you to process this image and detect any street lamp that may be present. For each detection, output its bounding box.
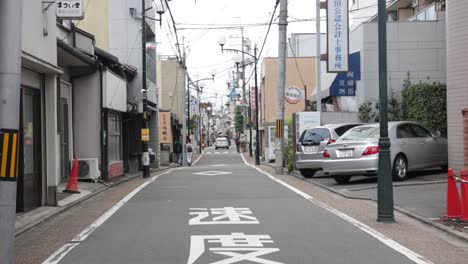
[217,37,260,165]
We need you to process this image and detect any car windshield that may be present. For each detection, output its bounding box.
[299,128,330,144]
[338,126,380,141]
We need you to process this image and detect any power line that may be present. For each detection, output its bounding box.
[288,38,306,88]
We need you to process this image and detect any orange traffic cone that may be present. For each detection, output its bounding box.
[63,157,80,194]
[444,168,462,219]
[461,169,468,221]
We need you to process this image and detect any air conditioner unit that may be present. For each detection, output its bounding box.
[77,158,101,182]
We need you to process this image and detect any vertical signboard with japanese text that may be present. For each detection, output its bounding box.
[159,112,173,144]
[327,0,349,72]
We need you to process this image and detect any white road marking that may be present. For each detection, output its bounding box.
[42,169,177,264]
[193,171,232,176]
[240,154,434,264]
[211,164,227,167]
[41,243,80,264]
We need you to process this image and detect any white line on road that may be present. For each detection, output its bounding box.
[240,154,434,264]
[42,168,176,264]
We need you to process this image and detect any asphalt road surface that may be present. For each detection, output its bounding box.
[45,146,426,264]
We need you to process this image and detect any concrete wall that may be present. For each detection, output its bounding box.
[79,0,110,50]
[446,0,468,170]
[359,18,446,104]
[22,0,57,65]
[159,59,185,122]
[261,57,316,124]
[73,73,101,160]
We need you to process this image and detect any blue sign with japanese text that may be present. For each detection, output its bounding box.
[329,52,360,96]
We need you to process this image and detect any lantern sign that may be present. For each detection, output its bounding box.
[285,86,303,104]
[56,0,84,20]
[327,0,349,72]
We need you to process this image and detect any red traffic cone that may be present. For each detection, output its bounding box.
[63,157,80,194]
[444,168,462,219]
[461,169,468,221]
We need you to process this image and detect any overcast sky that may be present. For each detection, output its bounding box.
[155,0,329,108]
[155,0,370,109]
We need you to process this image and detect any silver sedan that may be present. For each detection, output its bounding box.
[322,121,448,184]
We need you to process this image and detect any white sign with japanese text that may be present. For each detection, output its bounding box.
[189,207,260,225]
[187,233,284,264]
[56,0,84,19]
[327,0,349,72]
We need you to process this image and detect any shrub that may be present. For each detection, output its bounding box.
[402,81,447,136]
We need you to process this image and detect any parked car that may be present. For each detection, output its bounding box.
[215,137,229,149]
[295,123,362,178]
[322,121,448,184]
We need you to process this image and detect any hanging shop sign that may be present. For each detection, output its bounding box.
[56,0,84,20]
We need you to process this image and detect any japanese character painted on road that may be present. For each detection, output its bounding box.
[189,207,259,225]
[187,233,284,264]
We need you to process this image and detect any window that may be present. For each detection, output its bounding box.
[397,124,415,138]
[338,126,379,141]
[299,128,331,144]
[108,112,122,162]
[411,124,431,138]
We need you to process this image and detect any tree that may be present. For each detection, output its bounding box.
[234,106,244,136]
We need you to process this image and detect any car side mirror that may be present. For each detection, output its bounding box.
[432,131,441,137]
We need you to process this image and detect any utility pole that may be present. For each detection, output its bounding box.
[240,27,248,150]
[141,0,150,178]
[316,0,322,116]
[254,45,260,165]
[0,1,22,262]
[275,0,287,174]
[181,37,187,166]
[377,0,394,223]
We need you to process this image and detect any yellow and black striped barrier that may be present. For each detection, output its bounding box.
[276,119,284,138]
[0,129,18,181]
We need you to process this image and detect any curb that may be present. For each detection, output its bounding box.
[15,167,172,237]
[288,171,468,243]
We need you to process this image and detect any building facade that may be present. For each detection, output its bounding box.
[78,0,159,172]
[446,0,468,170]
[260,57,316,161]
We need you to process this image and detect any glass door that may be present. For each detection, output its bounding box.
[17,87,42,212]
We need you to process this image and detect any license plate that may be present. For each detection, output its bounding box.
[304,146,318,152]
[337,149,354,158]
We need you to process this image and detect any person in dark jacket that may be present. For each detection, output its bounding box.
[174,140,182,166]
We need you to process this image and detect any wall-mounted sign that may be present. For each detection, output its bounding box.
[141,128,150,142]
[329,52,361,96]
[56,0,84,20]
[285,86,303,104]
[327,0,349,72]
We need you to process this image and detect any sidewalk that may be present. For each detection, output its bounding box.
[252,156,468,241]
[15,165,176,237]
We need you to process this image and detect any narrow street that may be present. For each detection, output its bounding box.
[34,146,434,264]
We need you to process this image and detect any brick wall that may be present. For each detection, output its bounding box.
[108,161,124,179]
[447,0,468,170]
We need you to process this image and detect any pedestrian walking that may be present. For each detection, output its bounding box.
[174,139,182,166]
[186,139,194,166]
[240,134,246,152]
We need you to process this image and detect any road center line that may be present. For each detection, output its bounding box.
[240,154,433,264]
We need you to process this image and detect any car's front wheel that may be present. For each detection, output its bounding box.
[392,155,408,181]
[333,175,351,184]
[299,169,317,178]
